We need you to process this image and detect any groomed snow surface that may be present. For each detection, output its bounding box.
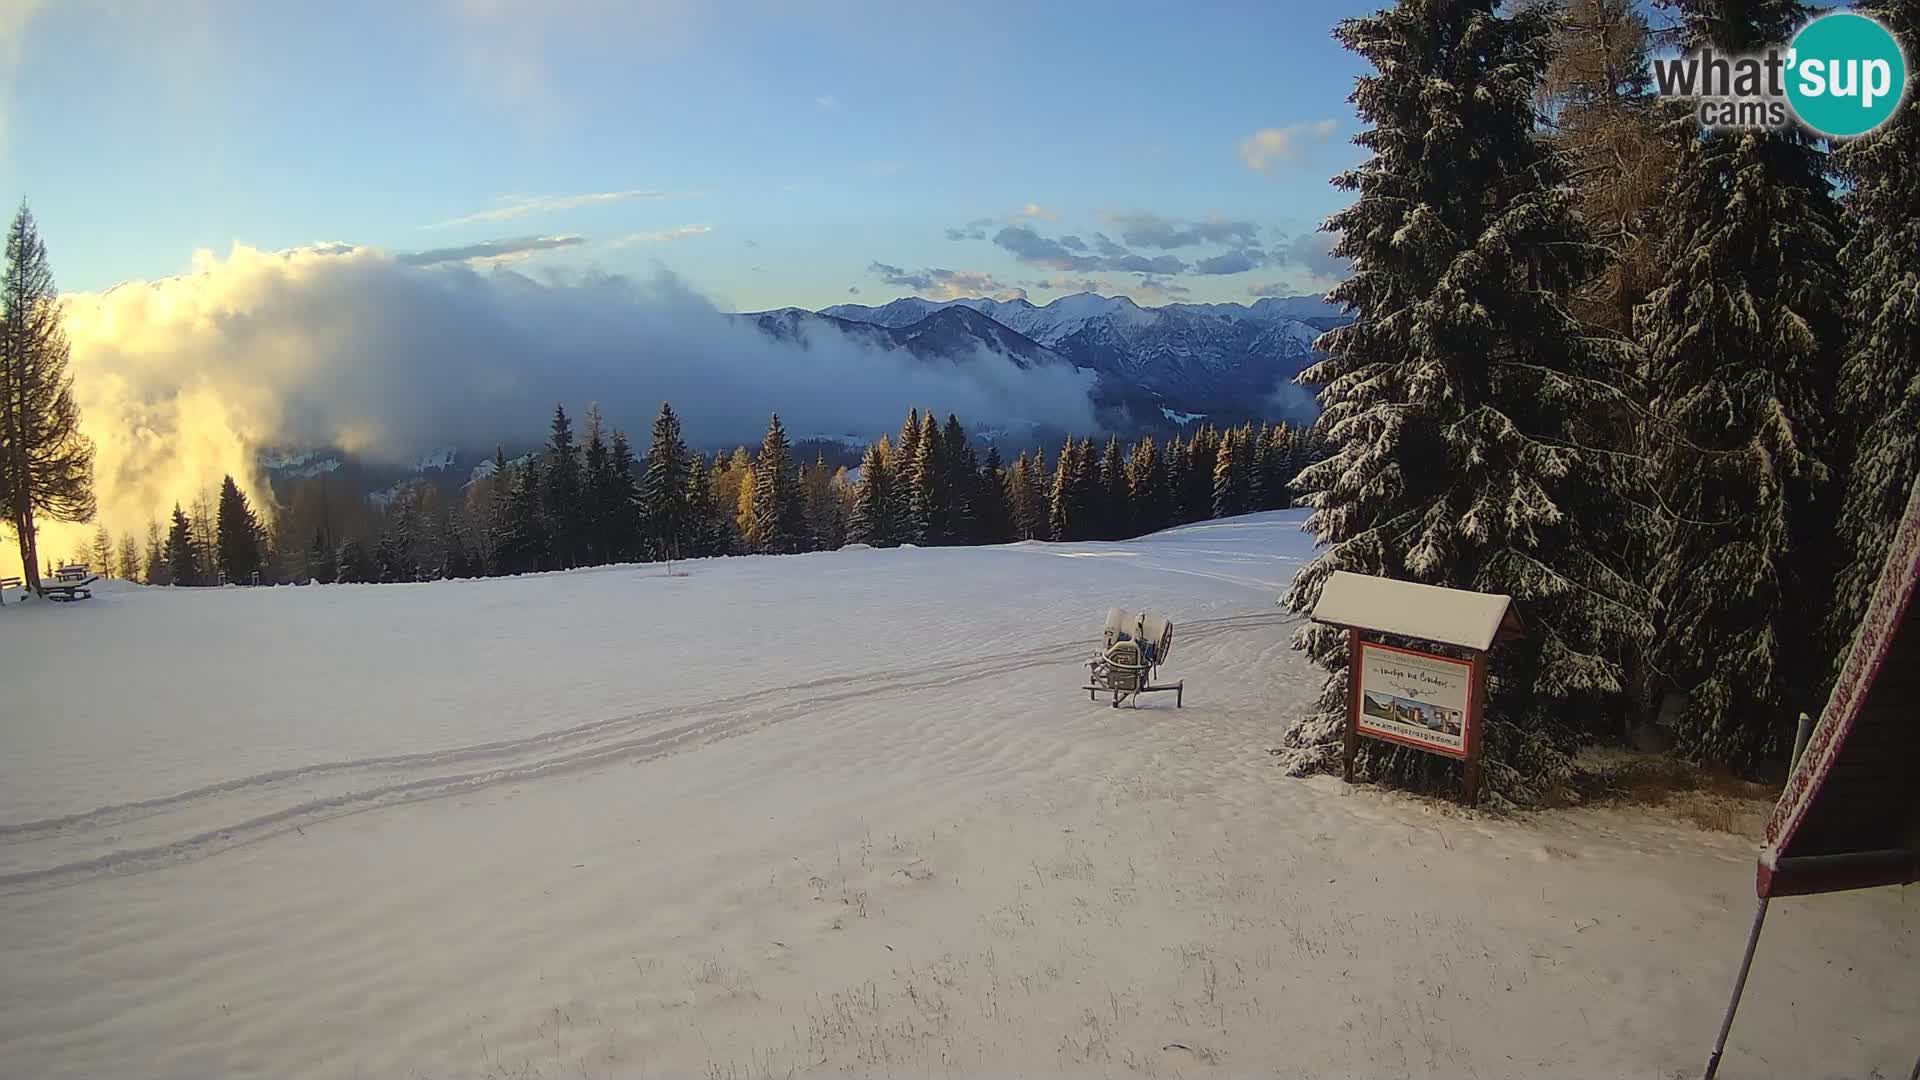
[1,511,1911,1078]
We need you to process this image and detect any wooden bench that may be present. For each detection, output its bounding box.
[0,575,20,605]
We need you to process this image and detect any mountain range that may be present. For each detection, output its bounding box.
[797,291,1347,430]
[258,291,1347,508]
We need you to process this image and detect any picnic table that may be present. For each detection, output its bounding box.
[41,569,97,602]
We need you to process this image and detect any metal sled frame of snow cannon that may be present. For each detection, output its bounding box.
[1083,608,1183,709]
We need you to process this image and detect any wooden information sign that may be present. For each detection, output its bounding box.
[1305,571,1522,806]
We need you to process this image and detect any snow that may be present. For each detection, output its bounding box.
[1,512,1912,1079]
[1311,569,1514,651]
[413,447,457,472]
[1161,406,1208,425]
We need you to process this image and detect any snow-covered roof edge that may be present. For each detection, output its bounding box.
[1304,571,1516,653]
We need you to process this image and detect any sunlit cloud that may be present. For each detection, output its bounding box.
[607,224,712,248]
[866,261,1026,301]
[427,189,685,229]
[1238,119,1338,172]
[400,234,586,266]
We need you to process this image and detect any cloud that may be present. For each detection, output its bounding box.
[43,242,1095,567]
[1238,119,1338,172]
[1020,276,1105,295]
[399,234,586,267]
[1009,202,1058,222]
[847,286,860,294]
[1286,229,1347,278]
[866,261,1025,301]
[1122,276,1192,301]
[428,189,681,228]
[815,94,840,111]
[945,226,986,242]
[744,238,758,248]
[1192,248,1266,275]
[607,223,712,248]
[1058,235,1087,252]
[1103,213,1262,250]
[993,225,1187,275]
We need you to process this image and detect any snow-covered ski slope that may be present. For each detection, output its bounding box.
[1,511,1912,1078]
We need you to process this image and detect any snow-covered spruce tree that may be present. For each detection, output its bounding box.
[849,439,892,546]
[1639,0,1845,770]
[642,401,692,561]
[1822,0,1920,682]
[1280,0,1649,805]
[750,413,806,554]
[681,448,723,558]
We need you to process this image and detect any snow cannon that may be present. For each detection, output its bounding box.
[1084,608,1183,709]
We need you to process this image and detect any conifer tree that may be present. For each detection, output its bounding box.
[1281,0,1649,803]
[165,504,197,585]
[1,203,95,593]
[908,412,948,544]
[1639,0,1846,768]
[1098,435,1127,539]
[1164,437,1190,525]
[681,448,723,557]
[497,456,547,574]
[849,438,893,546]
[116,530,139,581]
[750,413,805,554]
[144,519,168,585]
[1023,447,1052,539]
[89,524,112,577]
[944,415,976,543]
[1184,427,1219,524]
[1248,425,1271,512]
[1823,0,1920,680]
[308,527,337,584]
[975,445,1013,544]
[216,474,264,583]
[336,536,378,584]
[642,401,692,561]
[581,405,614,565]
[1211,428,1240,520]
[609,429,640,561]
[1264,424,1296,508]
[1127,435,1168,535]
[1542,0,1670,334]
[541,404,582,568]
[1048,437,1077,541]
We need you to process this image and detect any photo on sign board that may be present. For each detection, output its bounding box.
[1354,643,1473,757]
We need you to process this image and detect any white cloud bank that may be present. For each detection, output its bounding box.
[1238,120,1338,172]
[46,242,1096,558]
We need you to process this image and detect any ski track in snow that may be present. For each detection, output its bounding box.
[1,511,1914,1080]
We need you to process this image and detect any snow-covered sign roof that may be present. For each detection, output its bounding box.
[1758,474,1920,899]
[1304,571,1520,652]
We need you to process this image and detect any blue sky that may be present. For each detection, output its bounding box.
[3,0,1379,310]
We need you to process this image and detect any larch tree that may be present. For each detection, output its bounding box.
[1,202,95,593]
[116,530,139,581]
[1280,0,1649,804]
[89,524,112,577]
[1823,0,1920,681]
[1638,0,1846,770]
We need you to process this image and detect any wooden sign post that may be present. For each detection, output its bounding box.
[1309,571,1521,806]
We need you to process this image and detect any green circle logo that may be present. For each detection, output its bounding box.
[1786,12,1908,137]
